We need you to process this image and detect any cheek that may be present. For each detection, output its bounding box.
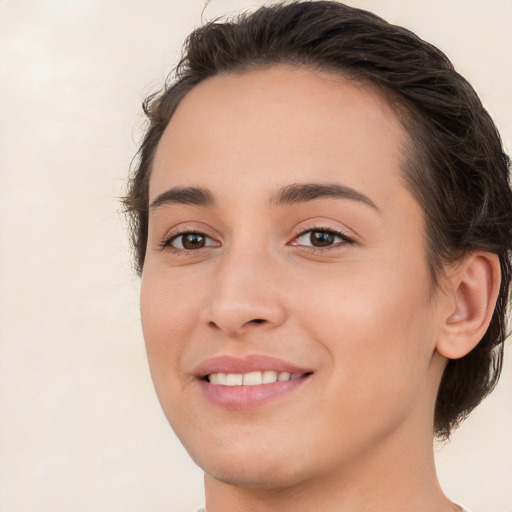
[140,271,200,383]
[293,258,436,401]
[139,269,210,434]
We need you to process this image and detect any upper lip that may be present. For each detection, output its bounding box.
[194,354,313,378]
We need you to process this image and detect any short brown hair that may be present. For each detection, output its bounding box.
[123,1,512,438]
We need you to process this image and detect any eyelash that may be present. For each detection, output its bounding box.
[292,226,354,252]
[159,226,354,255]
[159,227,218,255]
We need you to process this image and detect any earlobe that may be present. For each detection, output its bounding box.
[436,252,501,360]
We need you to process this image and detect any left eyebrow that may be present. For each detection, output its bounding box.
[269,182,379,211]
[149,186,215,210]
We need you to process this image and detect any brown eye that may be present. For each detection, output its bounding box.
[309,231,336,247]
[293,229,350,249]
[169,232,217,250]
[183,233,205,249]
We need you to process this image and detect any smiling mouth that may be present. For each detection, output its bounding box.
[205,370,312,386]
[195,355,314,408]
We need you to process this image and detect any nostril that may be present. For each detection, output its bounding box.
[206,316,272,333]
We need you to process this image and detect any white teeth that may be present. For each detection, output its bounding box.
[262,370,278,383]
[225,373,243,386]
[242,371,263,385]
[208,370,302,386]
[209,372,225,385]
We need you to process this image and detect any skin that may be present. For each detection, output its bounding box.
[140,65,471,511]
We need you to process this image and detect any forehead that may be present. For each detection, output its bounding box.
[151,65,410,211]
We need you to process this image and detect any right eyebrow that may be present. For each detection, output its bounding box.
[149,187,215,210]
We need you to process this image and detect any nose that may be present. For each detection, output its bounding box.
[201,245,287,337]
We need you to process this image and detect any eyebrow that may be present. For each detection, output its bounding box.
[149,182,378,211]
[269,182,379,211]
[150,187,214,209]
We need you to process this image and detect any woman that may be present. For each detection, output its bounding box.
[123,2,512,510]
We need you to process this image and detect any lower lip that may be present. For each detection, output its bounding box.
[198,376,310,410]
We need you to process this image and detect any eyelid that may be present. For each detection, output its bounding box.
[289,225,355,250]
[169,232,218,250]
[157,221,355,254]
[159,224,221,252]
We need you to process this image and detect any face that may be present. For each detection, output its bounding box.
[141,66,444,489]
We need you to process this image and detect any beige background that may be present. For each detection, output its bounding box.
[1,1,511,511]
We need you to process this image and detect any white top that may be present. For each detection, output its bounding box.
[196,506,470,511]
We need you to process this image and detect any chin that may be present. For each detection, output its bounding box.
[182,430,311,490]
[206,465,284,489]
[201,456,305,490]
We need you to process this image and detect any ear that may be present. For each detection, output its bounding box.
[436,252,501,360]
